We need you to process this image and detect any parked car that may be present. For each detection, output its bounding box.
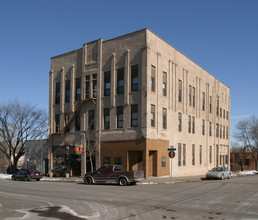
[206,167,232,180]
[12,169,42,181]
[84,165,145,186]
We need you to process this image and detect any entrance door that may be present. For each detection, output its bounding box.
[129,151,143,171]
[149,151,157,177]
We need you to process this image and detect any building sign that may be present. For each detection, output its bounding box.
[75,145,83,155]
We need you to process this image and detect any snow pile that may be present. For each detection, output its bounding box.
[0,173,11,180]
[236,170,258,176]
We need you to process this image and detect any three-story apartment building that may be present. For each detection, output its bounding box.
[49,29,230,178]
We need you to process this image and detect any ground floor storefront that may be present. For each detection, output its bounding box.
[101,139,170,178]
[49,138,171,178]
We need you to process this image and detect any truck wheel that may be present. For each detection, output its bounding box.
[118,177,127,186]
[85,177,93,184]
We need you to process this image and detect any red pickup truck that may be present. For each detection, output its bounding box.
[83,165,144,186]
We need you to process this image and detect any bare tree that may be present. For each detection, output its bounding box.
[0,101,48,173]
[83,109,97,172]
[235,115,258,170]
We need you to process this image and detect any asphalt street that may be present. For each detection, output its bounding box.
[0,175,257,220]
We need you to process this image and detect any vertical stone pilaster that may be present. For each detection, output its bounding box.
[182,68,186,114]
[60,67,65,114]
[49,70,54,133]
[96,39,103,170]
[71,65,75,112]
[168,60,172,110]
[124,49,130,106]
[111,53,116,107]
[174,63,177,112]
[186,70,189,115]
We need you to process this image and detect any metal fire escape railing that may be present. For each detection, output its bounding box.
[53,98,96,136]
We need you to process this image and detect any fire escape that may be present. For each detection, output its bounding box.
[54,98,97,136]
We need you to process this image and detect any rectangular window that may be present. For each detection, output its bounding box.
[220,108,222,118]
[163,108,167,129]
[104,108,110,129]
[178,80,182,102]
[202,120,205,135]
[65,80,70,103]
[202,92,205,111]
[192,144,195,166]
[92,74,97,98]
[183,144,186,166]
[188,116,191,133]
[225,155,228,164]
[163,72,167,96]
[104,71,111,96]
[199,145,202,165]
[162,157,166,167]
[151,65,155,92]
[75,78,81,101]
[114,157,122,165]
[226,127,229,139]
[131,104,138,127]
[131,65,138,92]
[223,125,225,139]
[117,106,123,128]
[209,146,212,163]
[226,111,229,120]
[220,125,222,138]
[88,110,95,130]
[178,143,182,166]
[217,145,219,166]
[178,112,182,132]
[151,105,155,127]
[55,114,60,133]
[193,87,195,107]
[75,114,80,131]
[117,68,124,94]
[216,124,219,137]
[85,75,90,98]
[189,85,192,106]
[103,157,110,165]
[209,96,212,113]
[55,82,60,104]
[216,99,219,116]
[223,109,225,119]
[192,117,195,134]
[209,122,212,136]
[64,113,70,132]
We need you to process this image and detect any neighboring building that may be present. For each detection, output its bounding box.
[25,139,48,174]
[48,29,230,178]
[230,147,258,171]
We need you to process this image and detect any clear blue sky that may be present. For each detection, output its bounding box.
[1,0,257,143]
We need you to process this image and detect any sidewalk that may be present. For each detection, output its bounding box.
[40,175,205,184]
[139,175,204,185]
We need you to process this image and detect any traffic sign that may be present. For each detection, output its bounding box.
[168,145,176,151]
[168,151,176,158]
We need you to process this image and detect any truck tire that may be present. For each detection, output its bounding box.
[85,177,93,184]
[118,177,127,186]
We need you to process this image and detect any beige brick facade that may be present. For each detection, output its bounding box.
[49,29,230,178]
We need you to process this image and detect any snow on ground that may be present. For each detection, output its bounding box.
[0,173,11,180]
[0,173,81,182]
[232,170,258,176]
[0,170,257,181]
